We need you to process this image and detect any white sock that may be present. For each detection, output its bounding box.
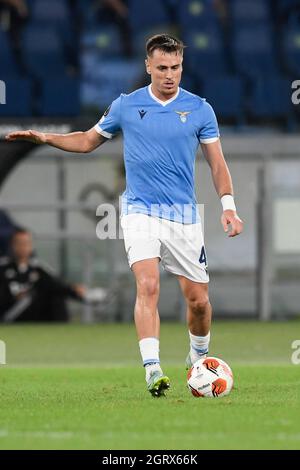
[189,331,210,363]
[144,363,162,382]
[139,337,161,381]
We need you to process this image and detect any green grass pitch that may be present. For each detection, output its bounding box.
[0,321,300,450]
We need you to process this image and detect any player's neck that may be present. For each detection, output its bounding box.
[150,84,179,102]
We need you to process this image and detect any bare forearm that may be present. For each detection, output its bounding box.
[201,142,243,236]
[45,132,91,153]
[211,163,233,198]
[201,141,234,198]
[6,127,105,152]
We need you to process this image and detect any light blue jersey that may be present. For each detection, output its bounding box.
[94,85,220,223]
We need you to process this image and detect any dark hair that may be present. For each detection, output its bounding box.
[10,227,30,243]
[146,34,185,57]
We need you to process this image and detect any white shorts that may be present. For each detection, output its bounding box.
[120,213,209,283]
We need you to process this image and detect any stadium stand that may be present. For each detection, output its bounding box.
[0,78,32,116]
[231,23,278,79]
[201,76,244,123]
[81,58,144,109]
[128,0,171,32]
[0,0,298,129]
[183,26,228,78]
[39,78,80,116]
[0,29,20,77]
[282,18,300,76]
[81,25,124,58]
[27,0,70,26]
[276,0,300,18]
[177,0,221,28]
[22,25,67,78]
[229,0,271,23]
[247,76,293,121]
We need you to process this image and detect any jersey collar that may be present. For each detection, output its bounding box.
[148,85,180,106]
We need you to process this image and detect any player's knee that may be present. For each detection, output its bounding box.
[136,276,159,298]
[188,295,210,316]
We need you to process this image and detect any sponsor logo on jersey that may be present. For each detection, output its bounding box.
[138,109,147,119]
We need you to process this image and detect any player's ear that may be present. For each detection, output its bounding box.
[145,58,151,75]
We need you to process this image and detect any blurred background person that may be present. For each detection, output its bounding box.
[0,228,86,322]
[0,209,18,256]
[0,0,29,74]
[91,0,133,57]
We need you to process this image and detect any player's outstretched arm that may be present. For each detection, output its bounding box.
[201,139,244,238]
[5,127,106,153]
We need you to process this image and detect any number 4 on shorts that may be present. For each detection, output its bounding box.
[199,246,207,265]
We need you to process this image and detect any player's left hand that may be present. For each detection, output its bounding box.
[221,210,243,238]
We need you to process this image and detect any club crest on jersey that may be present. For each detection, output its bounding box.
[175,111,191,123]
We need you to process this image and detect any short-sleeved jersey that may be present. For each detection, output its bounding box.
[94,85,220,223]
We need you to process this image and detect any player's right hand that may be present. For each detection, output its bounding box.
[5,130,46,145]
